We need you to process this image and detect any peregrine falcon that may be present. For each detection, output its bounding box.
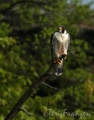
[50,25,70,76]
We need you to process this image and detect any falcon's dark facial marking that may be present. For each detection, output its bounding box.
[58,25,67,33]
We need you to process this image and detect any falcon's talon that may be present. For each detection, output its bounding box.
[54,58,62,64]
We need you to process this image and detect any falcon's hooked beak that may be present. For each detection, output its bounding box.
[59,27,63,32]
[59,27,63,30]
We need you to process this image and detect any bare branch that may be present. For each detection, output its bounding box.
[42,82,60,91]
[0,0,25,14]
[20,107,35,117]
[4,55,64,120]
[0,0,52,14]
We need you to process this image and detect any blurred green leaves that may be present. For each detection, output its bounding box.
[0,37,16,48]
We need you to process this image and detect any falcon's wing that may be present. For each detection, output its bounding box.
[68,33,70,46]
[65,33,70,52]
[50,32,64,76]
[50,33,54,63]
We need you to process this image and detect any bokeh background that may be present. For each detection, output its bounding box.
[0,0,94,120]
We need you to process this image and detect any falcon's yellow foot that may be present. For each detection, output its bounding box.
[62,54,67,60]
[54,58,62,64]
[64,55,67,60]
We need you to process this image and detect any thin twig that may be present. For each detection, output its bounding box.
[20,107,35,117]
[42,82,60,91]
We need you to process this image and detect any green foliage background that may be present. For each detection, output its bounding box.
[0,0,94,120]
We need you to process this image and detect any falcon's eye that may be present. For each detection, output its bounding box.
[62,26,67,30]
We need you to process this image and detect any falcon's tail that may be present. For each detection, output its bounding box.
[54,59,63,76]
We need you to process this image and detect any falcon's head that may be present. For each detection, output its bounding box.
[58,25,67,33]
